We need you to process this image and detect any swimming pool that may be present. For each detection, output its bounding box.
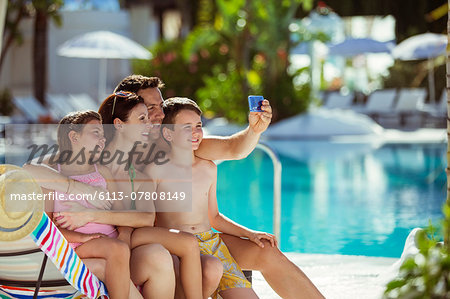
[216,141,447,258]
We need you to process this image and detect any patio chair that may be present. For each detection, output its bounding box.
[12,97,55,124]
[324,91,354,109]
[67,94,99,112]
[354,89,397,121]
[378,88,427,128]
[0,164,108,298]
[47,94,78,119]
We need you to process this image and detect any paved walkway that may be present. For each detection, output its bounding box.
[252,253,397,299]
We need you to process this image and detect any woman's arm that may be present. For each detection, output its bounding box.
[42,185,103,244]
[133,171,156,223]
[116,226,134,247]
[195,100,272,161]
[58,227,104,243]
[23,162,112,210]
[94,166,154,226]
[54,166,155,229]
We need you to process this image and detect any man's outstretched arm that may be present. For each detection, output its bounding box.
[195,99,272,161]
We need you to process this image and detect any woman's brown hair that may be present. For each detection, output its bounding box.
[98,91,145,144]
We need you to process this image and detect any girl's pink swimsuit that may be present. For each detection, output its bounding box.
[54,164,118,249]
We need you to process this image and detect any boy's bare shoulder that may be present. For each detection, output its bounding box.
[135,168,151,180]
[194,157,217,173]
[134,168,156,189]
[143,161,165,178]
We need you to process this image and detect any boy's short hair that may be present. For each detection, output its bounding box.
[162,97,202,125]
[114,75,165,93]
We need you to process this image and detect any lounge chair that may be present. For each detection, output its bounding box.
[0,164,108,298]
[378,88,427,128]
[47,94,78,119]
[324,91,354,109]
[67,94,99,112]
[12,97,55,124]
[354,89,397,122]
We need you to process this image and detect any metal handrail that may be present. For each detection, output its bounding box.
[255,143,282,243]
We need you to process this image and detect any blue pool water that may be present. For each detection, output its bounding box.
[216,141,447,258]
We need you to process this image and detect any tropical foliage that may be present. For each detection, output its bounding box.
[384,211,450,298]
[134,0,315,123]
[383,3,450,296]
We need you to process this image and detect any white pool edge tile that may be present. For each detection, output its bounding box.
[252,253,398,299]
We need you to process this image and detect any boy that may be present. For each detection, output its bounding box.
[143,97,276,299]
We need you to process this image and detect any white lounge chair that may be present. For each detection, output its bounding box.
[379,88,427,128]
[46,94,78,119]
[355,89,397,122]
[67,94,99,111]
[396,88,427,127]
[12,97,55,124]
[324,91,354,109]
[395,88,426,113]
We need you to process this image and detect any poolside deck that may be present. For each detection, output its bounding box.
[252,253,397,299]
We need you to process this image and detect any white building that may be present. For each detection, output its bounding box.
[0,0,187,104]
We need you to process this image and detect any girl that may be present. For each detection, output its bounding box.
[40,110,145,299]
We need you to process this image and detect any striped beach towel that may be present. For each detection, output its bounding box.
[0,285,85,298]
[0,213,108,299]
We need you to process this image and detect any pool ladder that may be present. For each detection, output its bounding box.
[242,143,281,284]
[255,143,282,243]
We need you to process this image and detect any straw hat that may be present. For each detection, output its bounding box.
[0,164,44,241]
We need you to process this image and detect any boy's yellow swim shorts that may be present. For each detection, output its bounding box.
[194,230,252,298]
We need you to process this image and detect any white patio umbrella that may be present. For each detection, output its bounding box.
[328,38,395,57]
[57,30,152,101]
[392,33,447,104]
[326,38,395,92]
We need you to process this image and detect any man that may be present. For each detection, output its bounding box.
[115,75,324,299]
[114,75,271,164]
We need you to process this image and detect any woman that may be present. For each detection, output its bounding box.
[97,91,203,299]
[24,92,204,299]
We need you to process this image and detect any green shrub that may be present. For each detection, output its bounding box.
[196,65,249,123]
[133,0,314,124]
[384,206,450,299]
[133,39,229,101]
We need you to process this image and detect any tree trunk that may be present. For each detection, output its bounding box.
[446,0,450,245]
[33,9,47,106]
[0,3,26,71]
[0,0,8,60]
